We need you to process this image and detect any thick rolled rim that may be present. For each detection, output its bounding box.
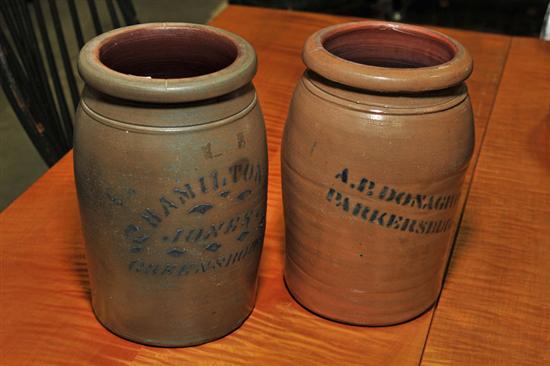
[78,23,257,103]
[303,20,473,93]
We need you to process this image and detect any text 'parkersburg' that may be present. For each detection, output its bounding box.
[326,168,459,235]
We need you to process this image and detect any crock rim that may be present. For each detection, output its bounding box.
[302,20,473,93]
[78,22,257,103]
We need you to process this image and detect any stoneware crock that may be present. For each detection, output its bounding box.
[75,23,267,346]
[282,20,474,325]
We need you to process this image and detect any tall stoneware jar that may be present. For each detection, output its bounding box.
[282,21,474,325]
[75,23,267,346]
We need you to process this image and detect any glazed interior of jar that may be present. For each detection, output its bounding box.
[99,28,238,78]
[323,26,456,68]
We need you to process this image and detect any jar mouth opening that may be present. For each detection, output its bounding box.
[78,23,257,103]
[322,25,457,69]
[99,27,239,79]
[303,21,472,92]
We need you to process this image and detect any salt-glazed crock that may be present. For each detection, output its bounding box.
[75,23,267,346]
[282,21,474,325]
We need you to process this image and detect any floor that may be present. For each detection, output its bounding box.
[0,0,227,210]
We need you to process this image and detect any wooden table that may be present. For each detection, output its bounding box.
[1,5,549,365]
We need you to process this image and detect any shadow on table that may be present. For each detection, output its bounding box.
[442,218,474,287]
[69,239,92,301]
[530,109,550,168]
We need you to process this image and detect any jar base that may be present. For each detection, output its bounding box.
[284,275,437,327]
[91,303,255,347]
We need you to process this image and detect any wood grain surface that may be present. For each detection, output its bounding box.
[1,5,545,365]
[421,37,550,365]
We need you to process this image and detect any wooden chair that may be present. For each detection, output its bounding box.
[0,0,138,166]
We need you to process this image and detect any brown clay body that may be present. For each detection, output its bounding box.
[75,23,267,346]
[282,21,474,325]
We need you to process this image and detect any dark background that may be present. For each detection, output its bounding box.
[230,0,549,36]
